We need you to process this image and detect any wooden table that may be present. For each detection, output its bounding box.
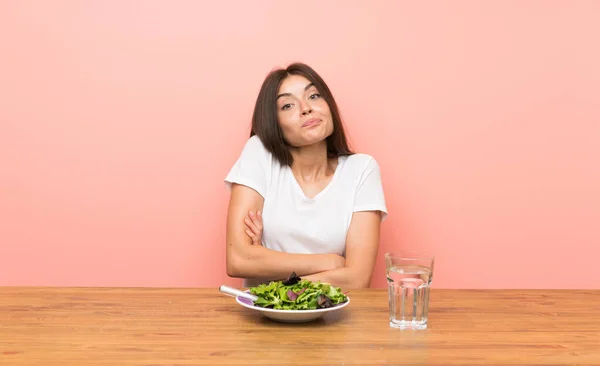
[1,287,599,365]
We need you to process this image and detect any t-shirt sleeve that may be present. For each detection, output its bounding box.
[224,136,271,198]
[354,157,388,221]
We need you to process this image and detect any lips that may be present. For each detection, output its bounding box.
[302,118,321,127]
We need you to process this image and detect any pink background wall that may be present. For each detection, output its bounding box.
[1,1,599,289]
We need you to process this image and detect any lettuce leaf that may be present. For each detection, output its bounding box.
[248,272,348,310]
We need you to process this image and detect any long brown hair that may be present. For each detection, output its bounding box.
[250,62,353,166]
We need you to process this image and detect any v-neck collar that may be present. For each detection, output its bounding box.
[289,156,343,201]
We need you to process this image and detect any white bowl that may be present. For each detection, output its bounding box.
[235,292,350,323]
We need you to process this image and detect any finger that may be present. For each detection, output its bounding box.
[245,217,260,235]
[245,217,259,235]
[247,225,260,246]
[246,228,260,245]
[250,211,263,231]
[245,228,256,241]
[250,210,263,229]
[245,222,258,234]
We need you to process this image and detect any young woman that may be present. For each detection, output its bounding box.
[224,62,387,289]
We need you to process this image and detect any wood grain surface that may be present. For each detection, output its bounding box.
[1,287,599,365]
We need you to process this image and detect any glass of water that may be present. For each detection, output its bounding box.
[385,251,435,330]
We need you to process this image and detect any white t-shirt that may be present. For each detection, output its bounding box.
[224,136,388,284]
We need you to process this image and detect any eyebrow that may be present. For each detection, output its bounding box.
[276,83,316,100]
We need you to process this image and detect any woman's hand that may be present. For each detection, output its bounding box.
[244,210,263,245]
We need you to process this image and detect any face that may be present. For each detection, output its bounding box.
[275,74,334,148]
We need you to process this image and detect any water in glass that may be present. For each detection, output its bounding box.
[386,253,434,330]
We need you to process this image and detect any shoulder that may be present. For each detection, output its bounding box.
[239,135,272,160]
[343,153,380,172]
[244,135,269,153]
[225,135,274,197]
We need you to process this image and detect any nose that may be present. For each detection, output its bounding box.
[300,103,313,116]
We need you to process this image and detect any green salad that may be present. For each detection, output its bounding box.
[249,272,348,310]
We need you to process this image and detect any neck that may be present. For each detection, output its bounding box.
[289,141,335,182]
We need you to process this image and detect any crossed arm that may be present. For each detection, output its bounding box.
[225,183,381,289]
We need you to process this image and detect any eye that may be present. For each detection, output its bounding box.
[281,103,292,111]
[309,93,321,100]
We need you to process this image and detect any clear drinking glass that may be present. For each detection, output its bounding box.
[385,251,435,330]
